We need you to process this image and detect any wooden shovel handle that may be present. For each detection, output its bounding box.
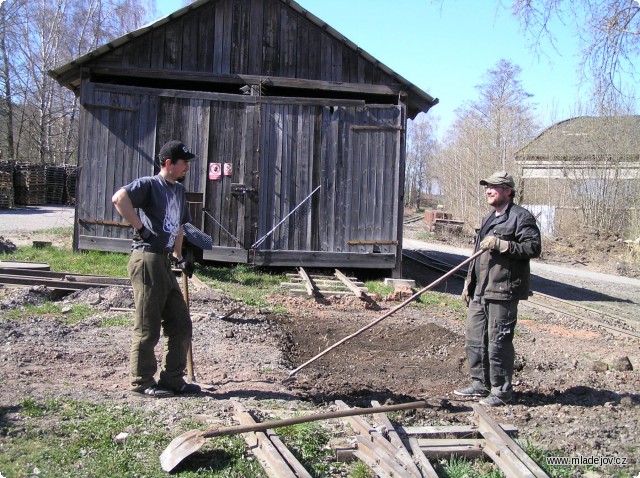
[182,272,195,382]
[202,400,431,438]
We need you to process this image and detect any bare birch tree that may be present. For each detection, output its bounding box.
[0,0,155,164]
[0,0,28,161]
[434,60,538,230]
[509,0,639,107]
[406,115,439,210]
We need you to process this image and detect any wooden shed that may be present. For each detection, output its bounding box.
[49,0,438,275]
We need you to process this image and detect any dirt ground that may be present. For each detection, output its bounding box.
[0,218,639,477]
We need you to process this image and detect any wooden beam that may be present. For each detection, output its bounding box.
[352,447,394,478]
[265,429,313,478]
[398,424,518,437]
[335,400,421,478]
[88,66,401,96]
[232,401,298,478]
[334,269,365,298]
[78,218,130,227]
[406,437,439,478]
[370,400,423,477]
[202,247,249,263]
[298,267,320,297]
[473,405,549,478]
[253,250,396,268]
[354,435,413,477]
[482,430,536,478]
[417,439,486,459]
[78,235,130,253]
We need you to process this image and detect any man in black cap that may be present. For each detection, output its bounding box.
[112,140,201,398]
[456,171,541,406]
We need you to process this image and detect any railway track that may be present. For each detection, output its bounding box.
[402,249,640,340]
[403,213,424,225]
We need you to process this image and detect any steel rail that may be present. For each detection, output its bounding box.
[402,250,640,339]
[531,290,639,330]
[521,299,640,340]
[0,267,131,291]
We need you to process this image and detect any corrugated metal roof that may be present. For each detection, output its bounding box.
[517,115,640,158]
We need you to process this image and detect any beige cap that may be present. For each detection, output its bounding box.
[479,171,515,189]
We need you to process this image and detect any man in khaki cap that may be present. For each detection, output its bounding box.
[456,171,541,406]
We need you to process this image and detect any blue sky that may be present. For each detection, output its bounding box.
[155,0,636,136]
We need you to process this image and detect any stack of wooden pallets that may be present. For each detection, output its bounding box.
[64,165,77,205]
[14,162,46,205]
[45,164,66,204]
[0,161,14,209]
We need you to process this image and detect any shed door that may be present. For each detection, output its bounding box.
[150,94,259,263]
[256,102,402,254]
[201,102,258,262]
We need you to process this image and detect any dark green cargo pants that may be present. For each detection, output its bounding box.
[465,298,518,399]
[128,251,191,391]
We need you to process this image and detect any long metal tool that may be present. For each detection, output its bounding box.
[251,185,320,249]
[288,249,486,378]
[160,399,431,472]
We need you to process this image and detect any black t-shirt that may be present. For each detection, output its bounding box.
[123,174,191,252]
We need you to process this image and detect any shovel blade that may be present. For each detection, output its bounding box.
[160,429,206,472]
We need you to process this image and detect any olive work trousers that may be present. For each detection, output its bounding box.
[128,251,191,391]
[465,298,518,398]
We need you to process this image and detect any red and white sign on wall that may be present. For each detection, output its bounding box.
[223,163,233,176]
[209,163,221,180]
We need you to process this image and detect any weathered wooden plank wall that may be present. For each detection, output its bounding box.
[76,85,158,244]
[255,102,402,254]
[99,0,401,89]
[204,101,254,248]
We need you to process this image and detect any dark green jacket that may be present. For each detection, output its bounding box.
[466,202,542,301]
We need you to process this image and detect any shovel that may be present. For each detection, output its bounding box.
[287,249,485,378]
[160,399,431,472]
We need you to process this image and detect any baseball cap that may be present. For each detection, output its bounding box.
[479,171,515,189]
[158,140,197,162]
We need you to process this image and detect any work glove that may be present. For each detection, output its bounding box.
[136,225,156,242]
[171,255,194,278]
[461,280,471,307]
[480,235,509,253]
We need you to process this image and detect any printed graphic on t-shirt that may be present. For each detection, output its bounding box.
[163,191,180,249]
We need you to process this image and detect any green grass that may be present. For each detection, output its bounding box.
[196,263,285,308]
[435,456,504,477]
[414,231,436,241]
[278,421,333,476]
[347,462,374,477]
[98,313,133,327]
[363,280,394,296]
[0,397,265,478]
[3,246,129,277]
[415,290,466,315]
[40,227,75,235]
[0,302,94,324]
